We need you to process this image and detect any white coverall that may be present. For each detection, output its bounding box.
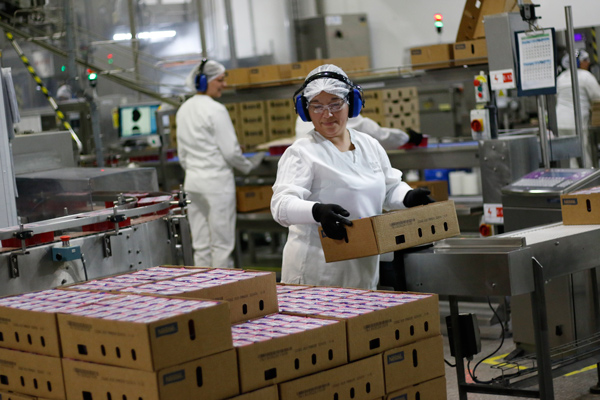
[271,128,413,289]
[176,94,253,268]
[556,69,600,167]
[295,115,411,150]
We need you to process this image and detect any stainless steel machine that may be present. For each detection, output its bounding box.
[0,190,193,297]
[403,223,600,399]
[295,14,370,61]
[502,168,600,231]
[1,131,193,297]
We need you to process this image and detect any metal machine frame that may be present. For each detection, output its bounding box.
[403,223,600,399]
[0,192,193,297]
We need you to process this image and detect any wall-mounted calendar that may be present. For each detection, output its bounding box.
[514,28,557,96]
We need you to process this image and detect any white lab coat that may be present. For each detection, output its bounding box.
[556,69,600,166]
[176,94,253,267]
[271,128,413,289]
[295,115,410,150]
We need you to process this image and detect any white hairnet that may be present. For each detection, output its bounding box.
[302,64,351,103]
[561,49,590,70]
[185,59,226,91]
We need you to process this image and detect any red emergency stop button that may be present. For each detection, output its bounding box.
[471,119,483,132]
[60,235,71,247]
[473,79,481,86]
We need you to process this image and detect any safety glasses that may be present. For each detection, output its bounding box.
[308,99,346,114]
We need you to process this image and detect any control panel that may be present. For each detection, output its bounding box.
[473,73,490,103]
[470,108,491,140]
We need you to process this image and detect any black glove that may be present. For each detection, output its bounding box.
[312,203,353,240]
[406,128,424,146]
[403,188,435,208]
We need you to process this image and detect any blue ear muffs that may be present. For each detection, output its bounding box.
[348,87,363,118]
[295,94,311,122]
[293,71,364,122]
[195,59,208,92]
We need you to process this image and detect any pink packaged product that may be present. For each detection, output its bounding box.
[275,285,311,293]
[60,294,219,322]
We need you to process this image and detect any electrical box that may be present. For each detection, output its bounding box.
[473,73,490,103]
[295,14,371,61]
[470,108,491,140]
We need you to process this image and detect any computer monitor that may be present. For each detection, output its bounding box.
[118,103,160,139]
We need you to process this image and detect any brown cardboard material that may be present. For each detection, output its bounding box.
[591,101,600,127]
[385,376,447,400]
[361,106,385,126]
[407,180,449,202]
[0,390,38,400]
[324,56,370,74]
[235,316,347,393]
[266,100,295,141]
[226,385,279,400]
[62,349,239,400]
[0,347,65,399]
[57,301,232,371]
[289,60,323,79]
[248,65,282,84]
[454,38,488,65]
[163,270,279,323]
[561,186,600,225]
[225,68,250,86]
[278,354,385,400]
[239,101,267,146]
[319,200,460,263]
[0,306,61,357]
[344,293,440,361]
[410,44,454,70]
[236,186,273,213]
[456,0,525,41]
[281,291,440,362]
[382,335,445,393]
[383,87,418,101]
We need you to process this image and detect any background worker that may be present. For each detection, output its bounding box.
[177,59,264,268]
[271,64,433,290]
[555,49,600,167]
[295,113,425,150]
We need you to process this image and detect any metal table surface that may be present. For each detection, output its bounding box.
[403,223,600,399]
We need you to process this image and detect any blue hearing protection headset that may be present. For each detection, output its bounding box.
[195,59,208,92]
[293,71,364,122]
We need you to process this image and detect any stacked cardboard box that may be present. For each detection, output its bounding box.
[591,101,600,127]
[238,101,268,147]
[266,99,296,142]
[361,89,385,126]
[1,263,444,400]
[67,266,279,323]
[383,86,420,132]
[410,44,454,71]
[224,56,370,87]
[453,38,488,66]
[236,185,273,212]
[277,286,447,399]
[226,103,242,138]
[561,186,600,225]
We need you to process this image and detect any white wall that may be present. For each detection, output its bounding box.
[318,0,600,69]
[232,0,294,63]
[227,0,600,69]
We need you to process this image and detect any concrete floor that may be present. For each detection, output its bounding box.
[238,237,600,400]
[442,322,600,400]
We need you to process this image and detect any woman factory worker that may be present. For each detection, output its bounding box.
[295,111,425,150]
[556,49,600,167]
[177,59,263,268]
[271,64,433,289]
